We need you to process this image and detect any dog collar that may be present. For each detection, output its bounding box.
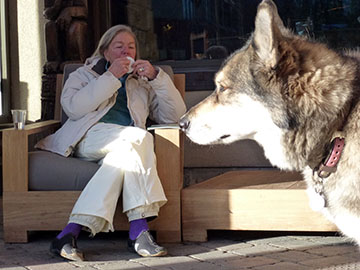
[314,137,345,178]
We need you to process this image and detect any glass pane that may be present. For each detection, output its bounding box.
[152,0,254,60]
[132,0,360,61]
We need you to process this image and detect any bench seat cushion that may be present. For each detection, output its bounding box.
[29,151,99,191]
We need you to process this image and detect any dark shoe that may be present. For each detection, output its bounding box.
[128,230,167,257]
[50,233,84,261]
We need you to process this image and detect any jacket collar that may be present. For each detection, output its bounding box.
[91,58,107,75]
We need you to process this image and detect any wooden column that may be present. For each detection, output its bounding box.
[41,0,91,120]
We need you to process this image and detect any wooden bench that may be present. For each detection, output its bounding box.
[182,170,338,242]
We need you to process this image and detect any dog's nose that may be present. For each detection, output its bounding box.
[179,117,190,132]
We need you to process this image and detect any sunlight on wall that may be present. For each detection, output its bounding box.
[15,1,45,121]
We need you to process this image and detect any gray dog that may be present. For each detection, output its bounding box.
[180,0,360,246]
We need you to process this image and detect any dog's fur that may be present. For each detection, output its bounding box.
[180,0,360,245]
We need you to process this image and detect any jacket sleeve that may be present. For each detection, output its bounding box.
[61,68,121,120]
[147,68,187,124]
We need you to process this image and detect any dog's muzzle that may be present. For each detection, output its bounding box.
[179,116,190,132]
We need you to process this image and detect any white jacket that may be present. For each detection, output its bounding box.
[36,57,187,156]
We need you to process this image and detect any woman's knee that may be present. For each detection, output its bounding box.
[110,127,154,153]
[126,127,153,145]
[136,129,154,151]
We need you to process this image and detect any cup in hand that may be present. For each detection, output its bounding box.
[11,109,26,129]
[126,56,135,73]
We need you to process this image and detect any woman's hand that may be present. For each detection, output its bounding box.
[133,60,158,80]
[107,57,132,78]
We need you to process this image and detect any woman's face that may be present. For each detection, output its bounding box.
[104,31,136,63]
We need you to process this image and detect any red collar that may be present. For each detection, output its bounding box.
[314,137,345,178]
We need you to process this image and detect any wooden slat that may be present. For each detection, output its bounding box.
[155,129,183,190]
[2,130,29,192]
[153,129,183,243]
[2,120,60,135]
[187,170,305,190]
[3,191,80,229]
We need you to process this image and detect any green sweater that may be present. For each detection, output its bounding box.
[100,75,133,126]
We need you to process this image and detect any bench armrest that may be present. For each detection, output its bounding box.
[2,120,61,192]
[153,128,184,191]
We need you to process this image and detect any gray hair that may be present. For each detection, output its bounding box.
[91,24,139,59]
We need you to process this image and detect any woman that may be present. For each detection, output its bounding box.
[36,24,186,261]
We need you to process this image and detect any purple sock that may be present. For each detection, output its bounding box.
[57,223,82,239]
[129,218,149,240]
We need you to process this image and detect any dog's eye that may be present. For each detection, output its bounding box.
[219,86,228,92]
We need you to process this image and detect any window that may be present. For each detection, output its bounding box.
[108,0,360,61]
[151,0,250,60]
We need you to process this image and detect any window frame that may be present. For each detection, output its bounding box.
[0,0,11,124]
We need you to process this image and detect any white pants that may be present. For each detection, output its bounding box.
[69,123,167,236]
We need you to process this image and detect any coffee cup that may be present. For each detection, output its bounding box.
[126,56,135,73]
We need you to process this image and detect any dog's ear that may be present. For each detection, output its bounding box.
[253,0,283,68]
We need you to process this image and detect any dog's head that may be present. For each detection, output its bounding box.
[180,0,349,147]
[180,0,297,145]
